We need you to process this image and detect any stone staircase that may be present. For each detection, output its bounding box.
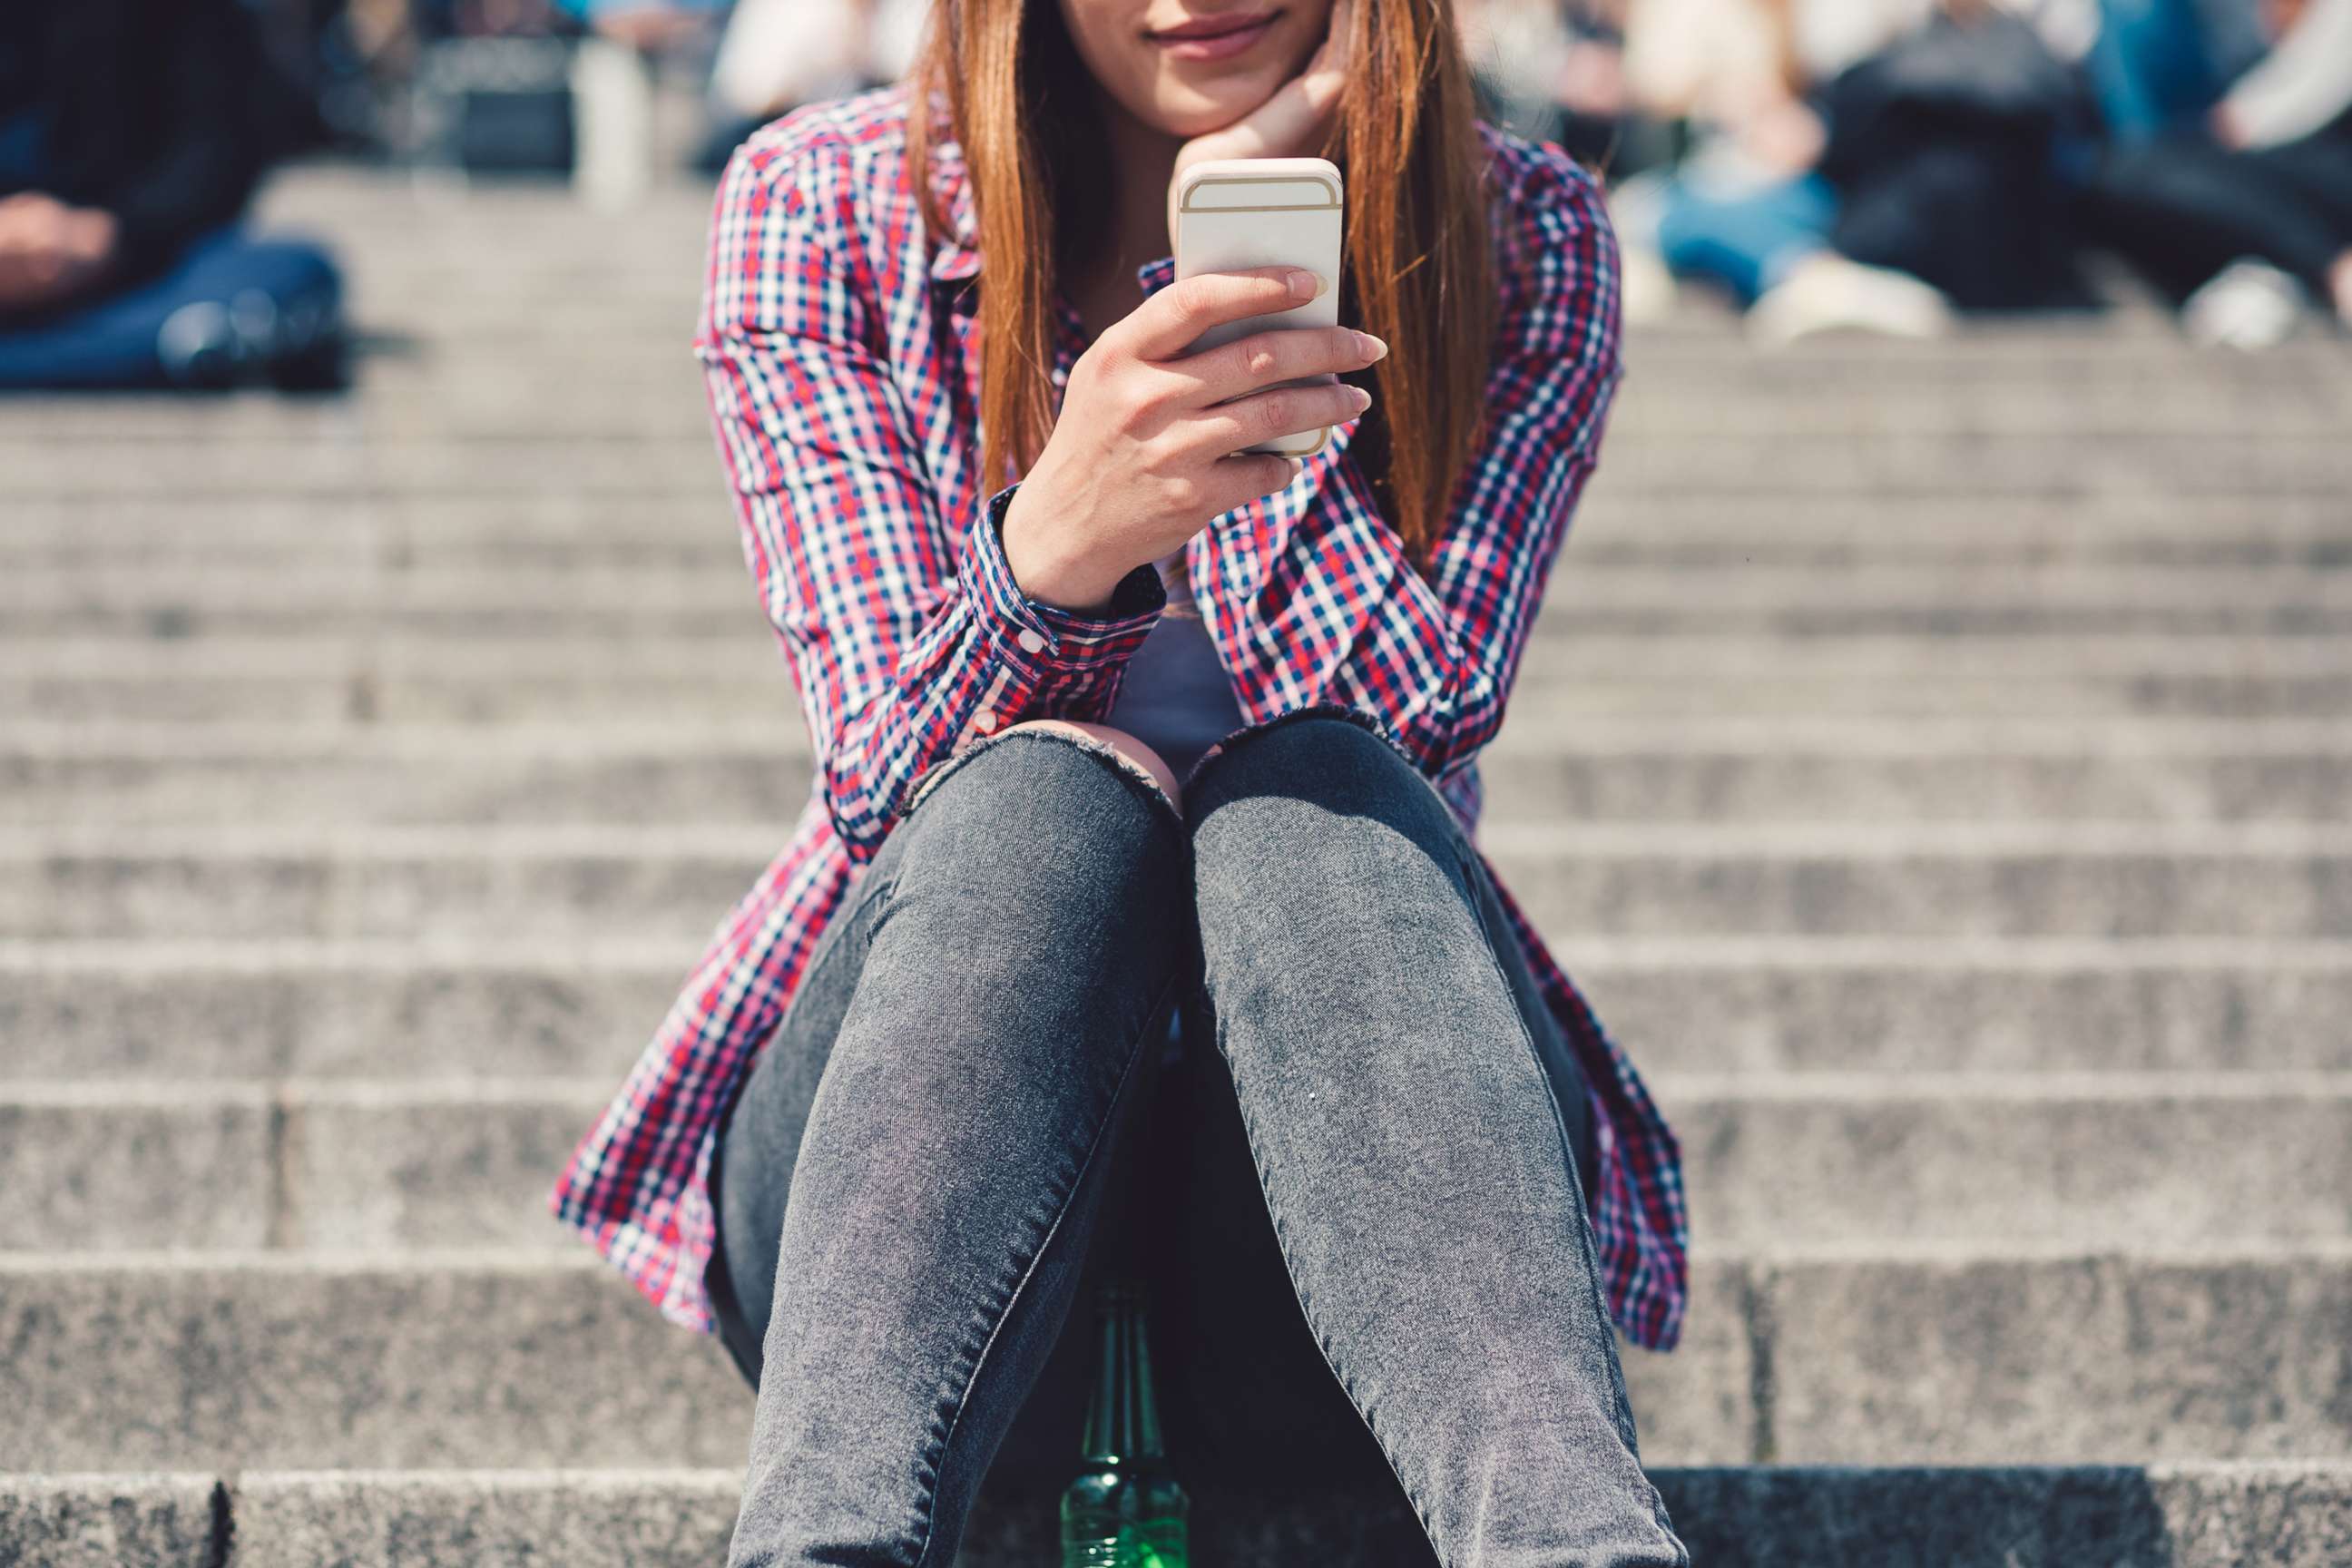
[3,165,2349,1566]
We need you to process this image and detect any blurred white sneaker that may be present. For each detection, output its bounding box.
[2181,260,2306,350]
[155,299,238,388]
[1747,252,1955,347]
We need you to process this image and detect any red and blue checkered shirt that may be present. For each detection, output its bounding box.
[551,84,1690,1353]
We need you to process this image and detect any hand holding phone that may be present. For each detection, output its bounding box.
[1001,263,1384,614]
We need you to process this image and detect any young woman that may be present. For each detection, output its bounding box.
[553,1,1690,1563]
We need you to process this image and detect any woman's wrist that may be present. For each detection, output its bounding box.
[999,480,1129,615]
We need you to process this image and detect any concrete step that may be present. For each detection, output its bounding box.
[1595,433,2352,495]
[2,433,2347,502]
[5,822,2348,942]
[8,633,775,727]
[26,631,2342,681]
[252,162,714,219]
[16,625,2352,686]
[10,564,2352,640]
[14,720,2352,825]
[14,550,2352,605]
[205,290,2352,370]
[16,364,2352,431]
[13,495,2349,573]
[297,305,2349,366]
[306,258,2300,346]
[1531,320,2350,368]
[1577,936,2352,1073]
[5,937,2344,1082]
[5,1073,2346,1255]
[1603,378,2352,435]
[271,263,2352,328]
[9,1462,2350,1568]
[16,662,2352,725]
[4,1249,2347,1469]
[4,373,2344,442]
[15,636,2352,723]
[1505,634,2352,686]
[18,630,2352,691]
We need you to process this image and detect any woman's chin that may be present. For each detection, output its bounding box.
[1145,83,1285,142]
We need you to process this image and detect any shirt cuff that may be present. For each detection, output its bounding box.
[959,481,1167,683]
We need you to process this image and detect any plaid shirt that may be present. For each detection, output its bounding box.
[552,85,1690,1352]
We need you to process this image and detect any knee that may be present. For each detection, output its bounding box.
[1004,720,1182,813]
[895,717,1190,916]
[1184,709,1464,915]
[1185,710,1439,838]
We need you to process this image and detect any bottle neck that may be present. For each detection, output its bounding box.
[1079,1279,1166,1464]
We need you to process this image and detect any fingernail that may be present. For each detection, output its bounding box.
[1289,269,1327,300]
[1357,331,1387,362]
[1348,385,1373,411]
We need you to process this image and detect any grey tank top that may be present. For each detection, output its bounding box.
[1102,553,1244,785]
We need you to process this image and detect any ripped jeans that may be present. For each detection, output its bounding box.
[706,710,1688,1568]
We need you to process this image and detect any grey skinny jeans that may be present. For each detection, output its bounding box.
[706,710,1688,1568]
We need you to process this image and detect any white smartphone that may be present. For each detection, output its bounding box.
[1172,155,1346,459]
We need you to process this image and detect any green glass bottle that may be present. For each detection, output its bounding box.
[1060,1275,1190,1568]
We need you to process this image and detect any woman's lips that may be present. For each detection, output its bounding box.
[1147,11,1279,61]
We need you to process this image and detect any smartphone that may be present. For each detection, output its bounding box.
[1172,155,1345,459]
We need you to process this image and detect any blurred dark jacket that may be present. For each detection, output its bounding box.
[1818,9,2099,309]
[0,0,297,280]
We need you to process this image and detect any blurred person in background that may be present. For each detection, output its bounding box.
[2083,0,2352,346]
[0,0,345,389]
[1458,0,1675,172]
[699,0,926,170]
[471,0,926,178]
[2080,0,2264,142]
[1608,0,2099,340]
[1607,0,1952,339]
[548,0,735,183]
[1809,0,2101,311]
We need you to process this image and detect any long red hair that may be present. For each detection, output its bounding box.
[904,0,1496,577]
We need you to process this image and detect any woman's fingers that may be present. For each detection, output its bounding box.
[1200,451,1308,514]
[1269,0,1352,139]
[1170,321,1386,406]
[1190,375,1371,457]
[1121,266,1328,360]
[1295,0,1352,117]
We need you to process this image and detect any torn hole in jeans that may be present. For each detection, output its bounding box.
[904,720,1187,832]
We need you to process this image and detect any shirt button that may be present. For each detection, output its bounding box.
[975,708,999,733]
[1016,628,1046,655]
